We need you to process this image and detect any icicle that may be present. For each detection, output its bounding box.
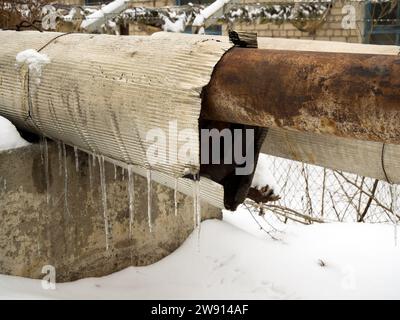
[39,136,49,203]
[391,183,398,246]
[122,167,125,181]
[192,181,197,228]
[114,164,117,180]
[98,155,110,250]
[192,175,202,250]
[88,154,93,189]
[62,143,70,216]
[92,153,97,167]
[174,178,178,217]
[37,241,41,256]
[146,169,153,233]
[192,175,201,228]
[0,177,6,192]
[196,180,201,228]
[39,136,44,165]
[43,137,50,204]
[57,141,63,176]
[128,166,134,238]
[74,146,79,173]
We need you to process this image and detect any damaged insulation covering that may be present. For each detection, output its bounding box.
[0,31,236,209]
[0,31,231,177]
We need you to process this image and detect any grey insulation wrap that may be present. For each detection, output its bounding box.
[0,31,232,180]
[257,37,400,54]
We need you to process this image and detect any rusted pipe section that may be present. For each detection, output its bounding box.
[202,48,400,145]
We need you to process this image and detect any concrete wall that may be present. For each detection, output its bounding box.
[0,140,221,282]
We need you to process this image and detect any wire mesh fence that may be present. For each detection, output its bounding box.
[260,154,399,224]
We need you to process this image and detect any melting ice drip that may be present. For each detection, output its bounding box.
[74,146,79,173]
[62,143,70,216]
[43,138,49,204]
[40,136,50,204]
[57,141,63,177]
[192,176,202,249]
[390,184,398,246]
[88,154,93,189]
[192,177,201,227]
[128,166,135,238]
[98,156,110,251]
[92,152,97,168]
[39,136,44,164]
[147,169,153,233]
[0,178,6,193]
[174,178,178,217]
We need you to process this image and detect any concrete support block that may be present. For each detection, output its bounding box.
[0,141,221,282]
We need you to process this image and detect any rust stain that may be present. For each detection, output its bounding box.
[202,48,400,145]
[320,118,337,135]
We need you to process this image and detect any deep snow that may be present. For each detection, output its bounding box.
[0,117,398,300]
[0,209,398,300]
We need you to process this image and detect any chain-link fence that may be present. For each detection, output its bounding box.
[259,154,399,224]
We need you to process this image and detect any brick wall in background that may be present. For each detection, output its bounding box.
[127,0,175,8]
[56,0,85,5]
[224,0,366,43]
[83,0,366,43]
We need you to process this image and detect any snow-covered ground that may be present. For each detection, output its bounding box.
[0,209,399,300]
[1,115,399,299]
[0,116,29,151]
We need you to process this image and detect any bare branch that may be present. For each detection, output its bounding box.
[358,179,379,222]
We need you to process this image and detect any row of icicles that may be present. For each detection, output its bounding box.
[38,137,202,251]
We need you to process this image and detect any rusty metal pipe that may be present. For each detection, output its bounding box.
[202,48,400,145]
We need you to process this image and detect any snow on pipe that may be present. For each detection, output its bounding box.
[192,0,231,28]
[80,0,130,33]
